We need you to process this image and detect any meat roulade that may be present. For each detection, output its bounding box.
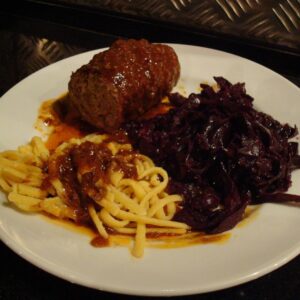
[68,39,180,131]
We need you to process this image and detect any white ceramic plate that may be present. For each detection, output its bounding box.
[0,44,300,296]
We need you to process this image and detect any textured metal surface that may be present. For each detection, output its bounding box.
[45,0,300,50]
[0,30,87,95]
[1,12,300,300]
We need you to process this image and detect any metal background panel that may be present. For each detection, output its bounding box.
[43,0,300,50]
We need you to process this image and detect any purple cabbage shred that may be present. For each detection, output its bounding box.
[125,77,300,233]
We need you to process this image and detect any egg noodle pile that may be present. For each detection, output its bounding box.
[0,134,190,257]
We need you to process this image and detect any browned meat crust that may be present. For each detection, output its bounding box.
[68,39,180,131]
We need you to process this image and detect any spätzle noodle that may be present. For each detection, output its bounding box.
[0,134,189,258]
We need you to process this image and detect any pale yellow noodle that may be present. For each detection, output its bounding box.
[118,179,146,200]
[15,184,47,199]
[8,192,41,212]
[0,156,42,173]
[132,223,146,258]
[116,210,188,229]
[0,169,12,192]
[1,166,27,182]
[31,136,49,162]
[99,198,120,216]
[109,171,124,187]
[88,204,108,239]
[147,195,182,217]
[109,186,146,215]
[99,208,129,228]
[0,134,189,258]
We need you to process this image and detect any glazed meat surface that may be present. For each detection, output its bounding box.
[68,39,180,131]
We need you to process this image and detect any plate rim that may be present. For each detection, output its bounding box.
[1,43,300,296]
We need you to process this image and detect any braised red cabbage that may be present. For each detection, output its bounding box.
[125,77,300,233]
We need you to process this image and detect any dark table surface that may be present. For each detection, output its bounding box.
[1,1,300,299]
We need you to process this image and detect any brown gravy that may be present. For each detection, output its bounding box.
[36,95,259,251]
[36,93,171,150]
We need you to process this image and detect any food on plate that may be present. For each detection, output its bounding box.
[1,38,299,259]
[125,77,300,233]
[68,39,180,132]
[0,134,189,258]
